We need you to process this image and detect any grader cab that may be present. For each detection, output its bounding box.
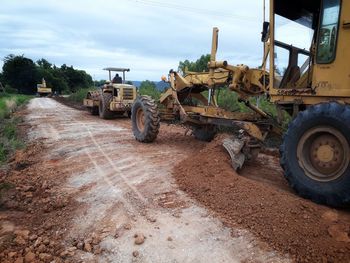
[131,0,350,207]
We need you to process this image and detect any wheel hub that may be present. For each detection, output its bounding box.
[309,134,344,176]
[136,108,145,132]
[297,127,349,182]
[316,145,334,162]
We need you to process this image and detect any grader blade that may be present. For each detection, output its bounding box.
[222,138,245,171]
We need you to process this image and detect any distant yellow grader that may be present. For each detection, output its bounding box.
[131,0,350,207]
[36,78,52,97]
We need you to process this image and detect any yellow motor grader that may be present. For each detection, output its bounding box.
[37,78,52,97]
[83,68,137,119]
[131,0,350,207]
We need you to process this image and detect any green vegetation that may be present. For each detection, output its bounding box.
[138,80,161,100]
[0,54,94,162]
[0,93,32,163]
[0,93,32,119]
[217,89,289,119]
[67,88,92,103]
[177,55,291,127]
[1,55,93,95]
[178,54,211,74]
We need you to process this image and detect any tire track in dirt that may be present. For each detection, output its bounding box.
[24,98,291,262]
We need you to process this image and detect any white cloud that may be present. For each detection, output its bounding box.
[0,0,278,81]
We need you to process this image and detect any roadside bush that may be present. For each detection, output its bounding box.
[138,81,161,100]
[0,94,31,163]
[0,94,32,119]
[4,85,17,94]
[67,88,95,103]
[0,118,24,163]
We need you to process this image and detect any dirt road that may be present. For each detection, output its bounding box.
[0,98,293,262]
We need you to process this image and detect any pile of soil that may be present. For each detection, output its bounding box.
[0,142,78,263]
[174,135,350,262]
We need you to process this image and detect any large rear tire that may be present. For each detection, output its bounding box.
[131,96,160,143]
[280,102,350,207]
[99,93,114,119]
[193,125,217,142]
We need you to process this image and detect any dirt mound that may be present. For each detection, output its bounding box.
[174,135,350,262]
[0,143,78,263]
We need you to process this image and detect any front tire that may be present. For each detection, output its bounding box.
[280,102,350,207]
[131,96,160,143]
[99,93,114,119]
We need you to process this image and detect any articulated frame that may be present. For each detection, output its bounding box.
[159,28,280,142]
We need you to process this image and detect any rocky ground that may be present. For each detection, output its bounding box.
[0,98,349,263]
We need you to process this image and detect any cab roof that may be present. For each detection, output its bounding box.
[103,67,130,72]
[275,0,321,28]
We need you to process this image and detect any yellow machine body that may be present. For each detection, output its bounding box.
[267,0,350,107]
[37,78,52,96]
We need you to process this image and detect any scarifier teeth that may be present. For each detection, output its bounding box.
[222,138,246,171]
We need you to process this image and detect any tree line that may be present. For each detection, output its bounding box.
[0,55,93,95]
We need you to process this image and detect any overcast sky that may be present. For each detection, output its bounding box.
[0,0,311,81]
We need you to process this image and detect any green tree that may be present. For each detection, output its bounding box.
[178,54,211,74]
[37,58,52,69]
[2,55,38,94]
[2,54,94,95]
[60,64,93,93]
[36,59,69,94]
[139,80,160,100]
[94,80,107,87]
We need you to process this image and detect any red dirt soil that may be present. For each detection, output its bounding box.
[2,99,350,262]
[0,143,77,263]
[174,134,350,263]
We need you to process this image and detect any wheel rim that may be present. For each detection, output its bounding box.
[297,126,349,182]
[136,107,145,132]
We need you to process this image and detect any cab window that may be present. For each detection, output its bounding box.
[316,0,341,64]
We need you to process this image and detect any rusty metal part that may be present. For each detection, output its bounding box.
[297,126,350,182]
[276,89,313,96]
[222,134,262,170]
[238,98,268,118]
[222,138,246,170]
[235,122,264,141]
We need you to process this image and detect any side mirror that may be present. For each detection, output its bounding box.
[261,21,270,42]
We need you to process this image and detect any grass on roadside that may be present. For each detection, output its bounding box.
[67,88,95,103]
[0,93,32,119]
[0,93,32,163]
